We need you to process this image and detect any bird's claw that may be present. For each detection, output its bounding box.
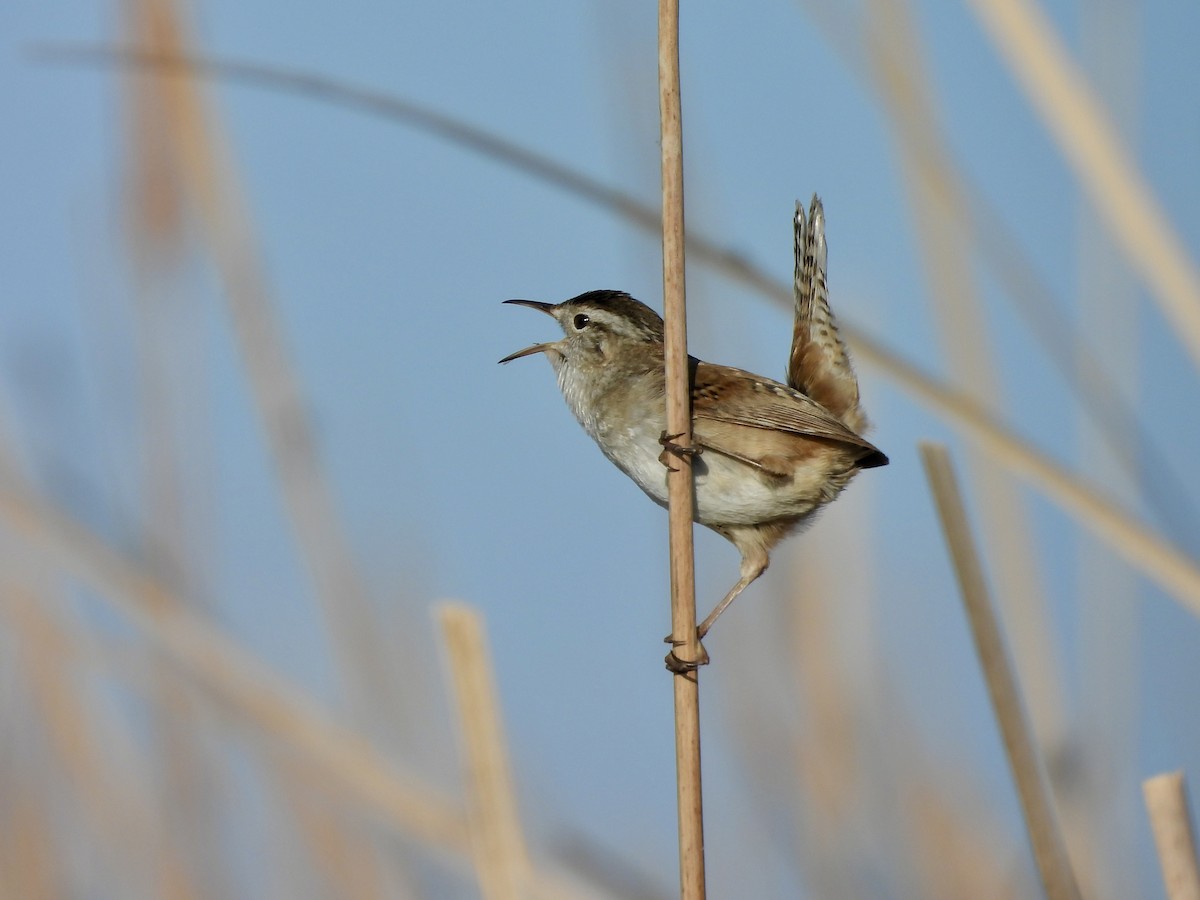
[663,631,710,673]
[658,431,702,471]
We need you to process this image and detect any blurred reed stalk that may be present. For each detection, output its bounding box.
[1143,771,1200,900]
[436,603,532,900]
[920,443,1081,900]
[657,0,706,897]
[123,3,234,891]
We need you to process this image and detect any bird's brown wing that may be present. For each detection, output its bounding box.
[788,196,866,432]
[691,361,887,475]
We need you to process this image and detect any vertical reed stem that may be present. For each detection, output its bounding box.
[437,603,530,900]
[658,0,705,896]
[1144,771,1200,900]
[919,442,1080,900]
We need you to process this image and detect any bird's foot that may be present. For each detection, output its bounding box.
[658,431,702,471]
[663,631,710,673]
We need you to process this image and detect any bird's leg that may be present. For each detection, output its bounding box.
[663,542,769,671]
[697,546,769,638]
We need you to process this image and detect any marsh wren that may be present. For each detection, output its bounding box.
[501,197,887,669]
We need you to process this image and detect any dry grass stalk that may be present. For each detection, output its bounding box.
[125,0,193,567]
[920,442,1081,900]
[657,0,706,896]
[965,0,1200,374]
[435,603,531,900]
[1144,771,1200,900]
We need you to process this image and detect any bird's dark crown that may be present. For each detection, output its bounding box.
[561,290,665,342]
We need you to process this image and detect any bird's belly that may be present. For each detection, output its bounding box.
[604,430,839,526]
[693,452,833,524]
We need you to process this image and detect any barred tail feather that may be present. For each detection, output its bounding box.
[787,195,868,433]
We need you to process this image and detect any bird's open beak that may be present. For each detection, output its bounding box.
[499,342,555,363]
[499,299,559,363]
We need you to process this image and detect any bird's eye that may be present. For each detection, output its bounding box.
[573,314,591,330]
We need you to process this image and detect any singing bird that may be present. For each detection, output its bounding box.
[501,197,886,669]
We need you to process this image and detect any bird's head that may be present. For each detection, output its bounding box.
[499,290,664,374]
